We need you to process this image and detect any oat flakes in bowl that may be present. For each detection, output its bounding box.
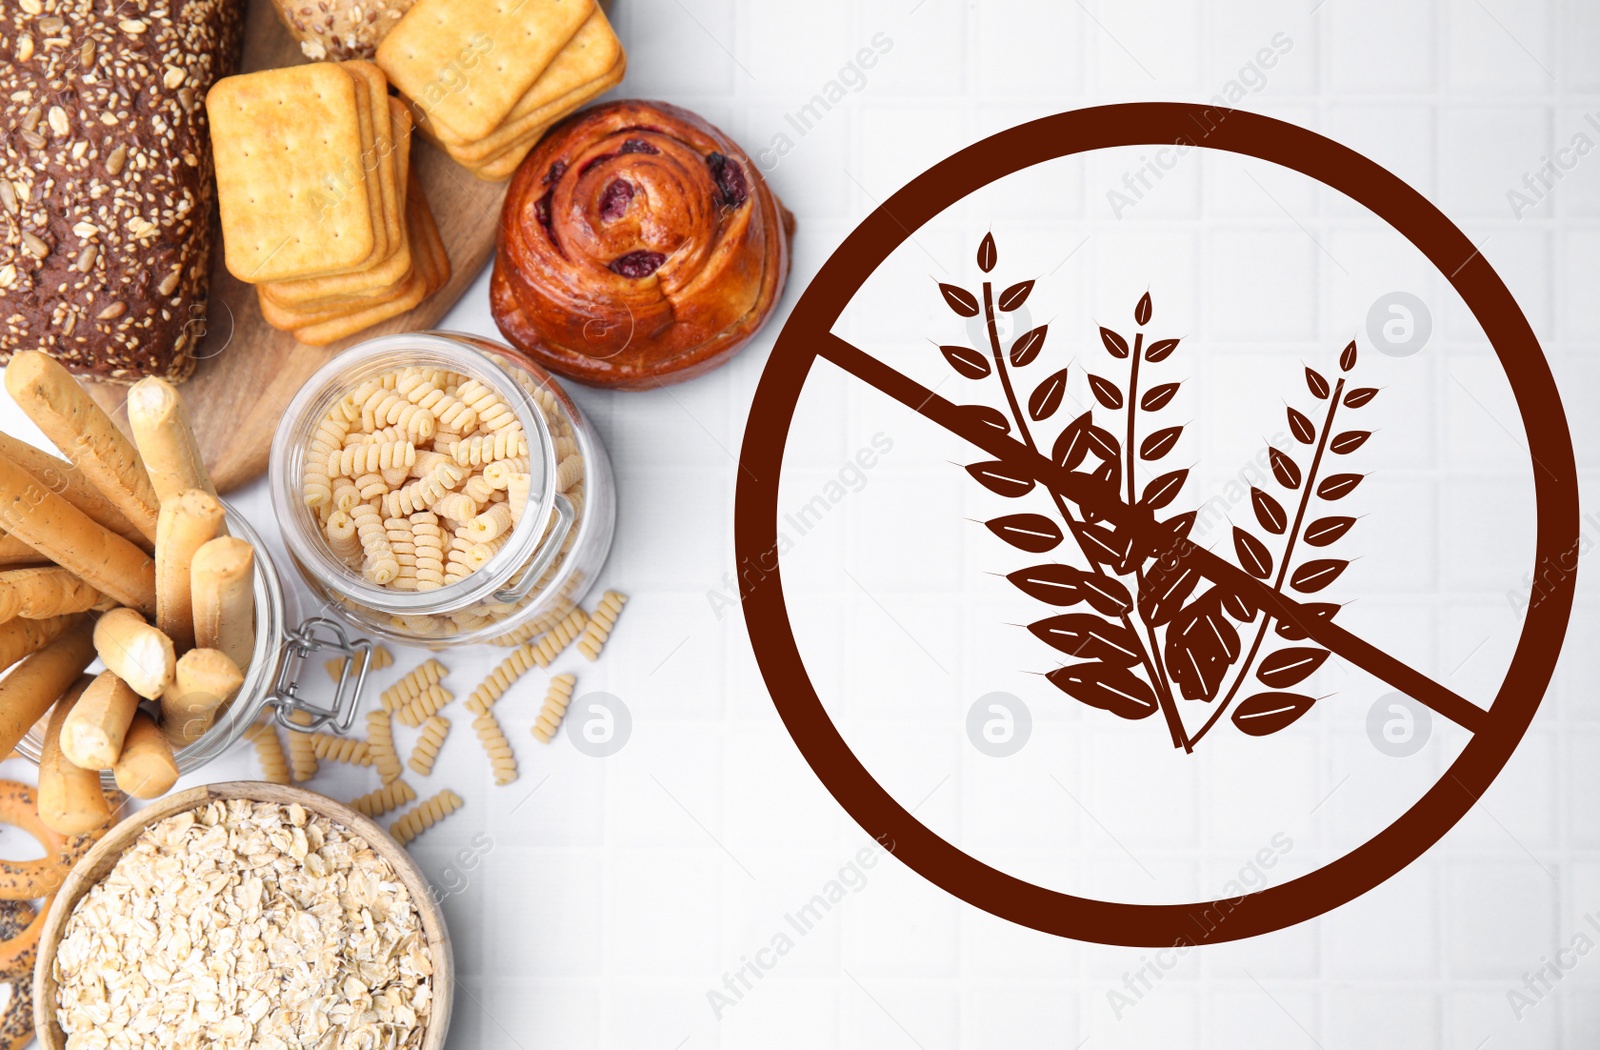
[34,783,451,1050]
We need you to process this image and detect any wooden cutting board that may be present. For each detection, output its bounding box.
[86,0,510,494]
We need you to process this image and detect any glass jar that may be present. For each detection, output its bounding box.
[14,505,375,779]
[268,331,616,648]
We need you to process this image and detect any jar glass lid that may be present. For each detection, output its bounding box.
[268,333,559,618]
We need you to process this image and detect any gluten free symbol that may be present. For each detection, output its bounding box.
[735,104,1578,946]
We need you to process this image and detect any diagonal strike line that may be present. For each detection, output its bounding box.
[815,331,1487,735]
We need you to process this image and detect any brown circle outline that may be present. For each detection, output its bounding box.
[734,103,1578,945]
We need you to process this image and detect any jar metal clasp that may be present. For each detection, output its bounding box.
[268,617,373,734]
[493,493,576,604]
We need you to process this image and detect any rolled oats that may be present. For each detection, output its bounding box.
[53,799,433,1050]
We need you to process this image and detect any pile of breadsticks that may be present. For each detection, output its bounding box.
[0,352,256,834]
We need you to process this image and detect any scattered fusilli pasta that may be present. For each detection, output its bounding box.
[366,708,404,785]
[463,645,539,715]
[380,658,449,712]
[409,715,450,777]
[531,673,576,743]
[244,721,290,785]
[390,788,464,845]
[395,682,453,728]
[472,710,517,785]
[309,732,372,766]
[530,607,590,668]
[577,590,628,661]
[325,643,393,682]
[350,778,417,818]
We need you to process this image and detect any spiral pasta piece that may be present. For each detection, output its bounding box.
[531,673,576,743]
[461,474,497,504]
[349,778,417,819]
[396,682,453,728]
[380,658,449,712]
[486,598,576,647]
[325,643,394,682]
[329,440,417,477]
[332,478,362,511]
[576,590,629,662]
[366,708,404,785]
[384,461,466,518]
[452,430,528,467]
[530,607,591,668]
[554,453,584,493]
[410,449,453,478]
[408,715,450,777]
[472,711,518,785]
[286,711,318,782]
[390,788,464,845]
[506,473,532,525]
[399,371,480,432]
[350,503,399,585]
[309,732,373,765]
[456,379,517,432]
[466,503,514,543]
[463,645,540,715]
[481,458,530,488]
[358,389,438,444]
[325,511,361,566]
[433,492,479,524]
[244,722,290,785]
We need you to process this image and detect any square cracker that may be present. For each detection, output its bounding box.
[263,100,417,307]
[427,7,620,159]
[290,177,448,345]
[406,175,451,293]
[378,0,593,143]
[209,64,375,283]
[340,63,389,270]
[344,61,402,264]
[292,266,429,346]
[460,53,625,182]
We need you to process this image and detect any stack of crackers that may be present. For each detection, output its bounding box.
[207,61,451,346]
[377,1,625,182]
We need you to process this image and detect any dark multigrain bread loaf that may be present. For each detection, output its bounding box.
[0,0,245,383]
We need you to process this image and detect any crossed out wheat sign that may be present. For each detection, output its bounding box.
[936,234,1383,753]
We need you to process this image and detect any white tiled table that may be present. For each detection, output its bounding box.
[4,1,1599,1046]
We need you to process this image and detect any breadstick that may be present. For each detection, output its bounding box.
[0,533,49,566]
[0,618,96,757]
[4,350,160,543]
[0,452,155,614]
[59,671,141,770]
[126,377,217,503]
[113,712,179,800]
[39,675,112,835]
[155,490,223,651]
[0,613,78,675]
[92,608,175,701]
[162,648,243,746]
[0,430,148,551]
[0,567,107,623]
[190,537,255,670]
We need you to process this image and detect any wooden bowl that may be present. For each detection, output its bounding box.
[32,782,453,1050]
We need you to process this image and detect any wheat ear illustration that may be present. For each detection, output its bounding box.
[940,233,1377,748]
